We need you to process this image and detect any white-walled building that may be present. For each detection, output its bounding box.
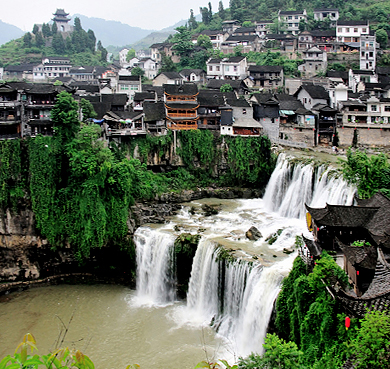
[336,21,369,43]
[360,35,377,71]
[278,10,307,35]
[206,56,248,80]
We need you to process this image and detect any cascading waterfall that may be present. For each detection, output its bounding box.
[134,227,176,305]
[264,154,356,218]
[186,239,294,357]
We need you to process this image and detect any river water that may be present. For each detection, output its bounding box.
[0,155,355,368]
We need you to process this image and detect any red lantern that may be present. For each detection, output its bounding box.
[357,270,359,276]
[345,316,350,331]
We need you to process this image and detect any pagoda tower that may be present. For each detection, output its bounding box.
[52,9,73,32]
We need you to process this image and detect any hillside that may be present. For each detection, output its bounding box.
[71,14,154,47]
[0,20,24,46]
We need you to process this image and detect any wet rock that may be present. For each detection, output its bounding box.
[283,248,294,254]
[246,226,262,241]
[201,204,221,216]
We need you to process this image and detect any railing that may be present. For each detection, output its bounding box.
[0,101,20,107]
[108,128,147,136]
[167,112,197,118]
[168,123,198,130]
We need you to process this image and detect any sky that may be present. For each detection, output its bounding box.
[2,0,229,32]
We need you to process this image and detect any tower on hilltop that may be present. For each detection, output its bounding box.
[52,9,73,33]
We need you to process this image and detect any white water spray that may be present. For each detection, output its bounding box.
[264,154,356,218]
[134,227,176,305]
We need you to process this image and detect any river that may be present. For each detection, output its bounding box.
[0,155,356,368]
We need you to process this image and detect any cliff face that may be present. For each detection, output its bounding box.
[0,206,76,282]
[0,187,262,284]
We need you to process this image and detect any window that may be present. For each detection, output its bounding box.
[288,16,292,20]
[354,28,358,32]
[361,52,365,57]
[209,66,213,71]
[385,106,390,112]
[363,28,367,33]
[295,16,298,19]
[346,28,350,32]
[288,23,293,27]
[216,66,220,71]
[338,28,342,33]
[371,105,377,111]
[369,52,373,58]
[234,66,237,72]
[243,109,247,114]
[294,23,299,27]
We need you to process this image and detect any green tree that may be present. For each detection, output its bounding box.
[197,34,213,50]
[376,28,388,49]
[52,33,65,54]
[242,21,254,27]
[131,66,145,77]
[87,29,96,52]
[35,32,44,48]
[32,24,39,35]
[51,22,58,34]
[220,83,233,92]
[51,91,80,148]
[79,98,97,123]
[126,48,136,62]
[349,310,390,368]
[160,52,176,72]
[238,334,303,369]
[341,148,390,198]
[218,1,226,20]
[41,23,51,38]
[23,32,32,48]
[188,9,198,30]
[172,26,194,57]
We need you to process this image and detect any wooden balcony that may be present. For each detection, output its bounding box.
[167,122,198,130]
[167,112,197,118]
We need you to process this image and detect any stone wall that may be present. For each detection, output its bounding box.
[338,126,390,147]
[279,126,316,147]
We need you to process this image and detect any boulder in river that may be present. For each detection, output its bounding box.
[245,226,262,241]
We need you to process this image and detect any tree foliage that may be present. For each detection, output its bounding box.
[340,148,390,198]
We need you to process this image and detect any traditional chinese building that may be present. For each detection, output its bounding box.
[164,84,199,130]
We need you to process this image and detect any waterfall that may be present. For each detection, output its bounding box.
[186,239,293,357]
[186,238,221,323]
[263,154,356,218]
[134,227,176,305]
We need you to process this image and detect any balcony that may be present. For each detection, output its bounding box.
[167,112,198,119]
[0,101,20,108]
[167,122,198,130]
[107,128,147,136]
[27,101,55,107]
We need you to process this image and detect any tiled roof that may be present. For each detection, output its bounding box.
[206,79,246,90]
[248,65,283,73]
[101,94,128,105]
[337,20,368,26]
[157,72,183,80]
[297,84,329,100]
[279,10,305,15]
[144,101,165,121]
[133,92,155,101]
[226,98,250,107]
[225,35,259,42]
[197,90,235,107]
[164,83,198,96]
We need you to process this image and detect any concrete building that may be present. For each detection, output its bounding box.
[278,10,307,35]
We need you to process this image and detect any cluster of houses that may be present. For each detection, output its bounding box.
[1,7,390,147]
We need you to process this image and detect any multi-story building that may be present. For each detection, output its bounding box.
[164,83,199,130]
[116,75,141,103]
[278,10,307,35]
[360,35,377,71]
[206,56,248,80]
[255,21,273,37]
[298,47,328,78]
[336,21,369,43]
[191,30,228,50]
[313,8,339,27]
[248,65,284,89]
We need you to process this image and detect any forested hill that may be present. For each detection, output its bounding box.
[0,17,108,67]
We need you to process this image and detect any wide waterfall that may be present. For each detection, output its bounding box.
[131,155,357,363]
[264,154,356,218]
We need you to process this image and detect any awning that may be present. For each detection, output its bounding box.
[93,118,105,124]
[279,110,295,116]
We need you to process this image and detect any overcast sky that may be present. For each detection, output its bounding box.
[2,0,228,32]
